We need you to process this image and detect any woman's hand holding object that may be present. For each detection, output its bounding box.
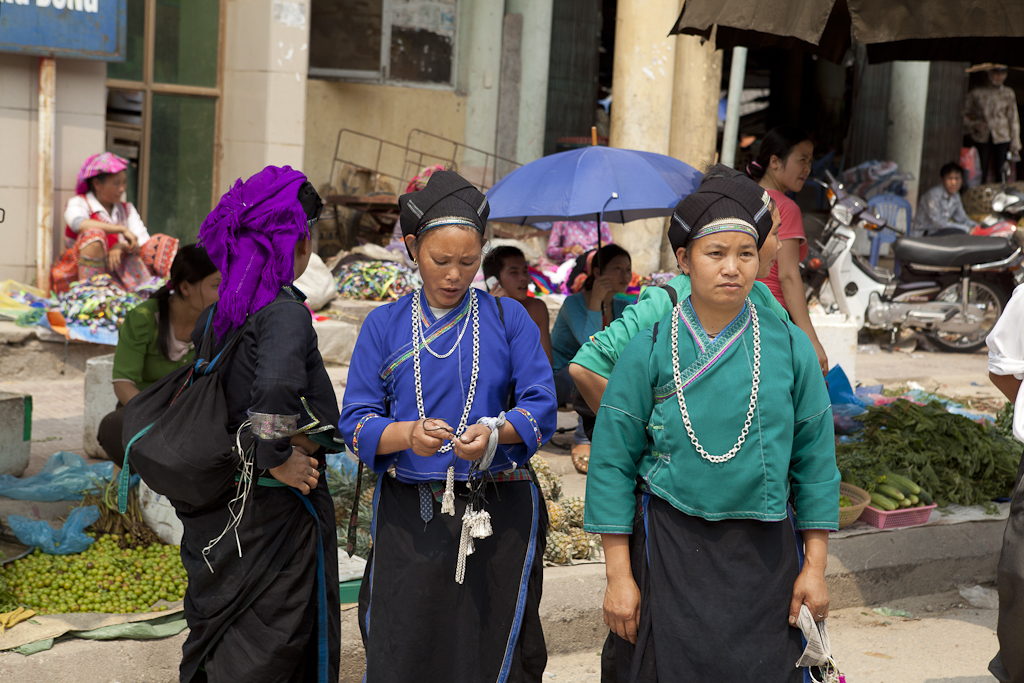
[411,418,453,457]
[790,566,830,624]
[452,423,490,461]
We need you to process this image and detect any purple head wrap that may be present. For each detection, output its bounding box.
[199,165,310,339]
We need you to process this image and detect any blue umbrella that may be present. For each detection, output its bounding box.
[486,146,702,225]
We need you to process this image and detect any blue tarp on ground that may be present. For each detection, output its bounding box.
[0,452,113,502]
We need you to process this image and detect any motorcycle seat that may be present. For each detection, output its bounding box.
[892,234,1015,267]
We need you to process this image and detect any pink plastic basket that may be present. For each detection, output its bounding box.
[860,503,937,530]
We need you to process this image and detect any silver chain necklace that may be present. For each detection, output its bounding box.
[670,299,760,464]
[411,288,480,453]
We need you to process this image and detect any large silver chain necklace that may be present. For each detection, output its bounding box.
[670,299,760,464]
[411,288,480,453]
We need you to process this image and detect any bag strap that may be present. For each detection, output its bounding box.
[195,298,302,376]
[651,284,678,343]
[660,283,678,306]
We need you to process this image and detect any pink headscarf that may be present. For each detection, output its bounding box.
[76,152,129,196]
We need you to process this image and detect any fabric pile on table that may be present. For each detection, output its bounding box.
[335,260,417,302]
[58,274,147,333]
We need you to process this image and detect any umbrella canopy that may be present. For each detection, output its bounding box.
[486,146,701,225]
[671,0,1024,65]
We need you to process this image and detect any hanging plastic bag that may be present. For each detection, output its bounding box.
[293,252,338,311]
[8,505,100,555]
[0,452,113,502]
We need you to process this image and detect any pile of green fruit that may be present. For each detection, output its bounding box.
[0,534,185,615]
[843,470,933,511]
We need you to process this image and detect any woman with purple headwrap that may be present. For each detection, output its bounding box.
[177,165,341,683]
[51,152,179,293]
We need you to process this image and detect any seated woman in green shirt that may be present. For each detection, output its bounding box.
[96,245,220,460]
[584,172,839,681]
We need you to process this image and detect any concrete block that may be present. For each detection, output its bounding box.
[326,299,389,331]
[314,319,358,365]
[810,312,858,384]
[83,354,117,459]
[0,391,31,476]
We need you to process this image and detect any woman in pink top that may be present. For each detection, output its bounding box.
[747,127,828,375]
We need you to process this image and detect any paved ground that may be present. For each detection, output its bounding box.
[543,590,1001,683]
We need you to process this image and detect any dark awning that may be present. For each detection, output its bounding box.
[671,0,1024,65]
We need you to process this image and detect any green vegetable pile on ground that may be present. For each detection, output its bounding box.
[836,399,1022,506]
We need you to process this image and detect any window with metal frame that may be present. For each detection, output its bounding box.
[104,0,223,242]
[308,0,457,87]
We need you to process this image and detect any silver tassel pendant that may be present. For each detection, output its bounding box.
[469,509,492,539]
[441,465,456,516]
[455,506,474,584]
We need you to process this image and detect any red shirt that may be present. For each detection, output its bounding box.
[758,189,807,310]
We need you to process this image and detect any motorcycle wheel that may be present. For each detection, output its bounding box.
[926,278,1010,353]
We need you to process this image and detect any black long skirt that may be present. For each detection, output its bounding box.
[177,482,341,683]
[358,475,547,683]
[606,493,804,682]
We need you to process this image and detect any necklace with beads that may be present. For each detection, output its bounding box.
[411,287,480,454]
[670,299,760,464]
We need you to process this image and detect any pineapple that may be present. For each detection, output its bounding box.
[531,457,563,502]
[563,496,585,528]
[568,528,592,560]
[546,500,568,531]
[544,530,573,564]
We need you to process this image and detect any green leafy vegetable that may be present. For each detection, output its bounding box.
[836,400,1022,506]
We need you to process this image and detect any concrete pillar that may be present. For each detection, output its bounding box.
[669,35,722,171]
[459,0,505,187]
[608,0,679,276]
[664,30,722,270]
[506,0,553,165]
[886,61,930,209]
[495,13,523,181]
[220,0,311,193]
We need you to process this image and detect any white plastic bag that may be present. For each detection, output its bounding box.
[139,479,184,545]
[294,252,338,311]
[960,585,1000,610]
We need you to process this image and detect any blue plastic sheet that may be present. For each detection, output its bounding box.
[8,505,100,555]
[826,365,867,434]
[0,452,113,501]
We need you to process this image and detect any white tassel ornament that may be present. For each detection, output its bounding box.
[441,465,456,516]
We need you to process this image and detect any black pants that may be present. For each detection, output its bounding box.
[97,403,125,462]
[991,451,1024,683]
[978,140,1011,183]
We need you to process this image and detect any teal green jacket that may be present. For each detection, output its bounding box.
[583,299,839,533]
[571,274,789,379]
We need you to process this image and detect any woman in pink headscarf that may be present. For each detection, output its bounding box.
[51,152,179,293]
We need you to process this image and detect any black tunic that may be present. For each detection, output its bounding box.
[180,288,341,683]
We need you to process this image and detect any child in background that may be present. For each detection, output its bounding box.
[484,245,552,362]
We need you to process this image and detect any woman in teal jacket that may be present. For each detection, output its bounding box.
[584,170,839,681]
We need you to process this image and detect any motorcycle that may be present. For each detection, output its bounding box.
[973,164,1024,239]
[803,172,1024,353]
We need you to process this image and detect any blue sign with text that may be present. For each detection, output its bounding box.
[0,0,126,61]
